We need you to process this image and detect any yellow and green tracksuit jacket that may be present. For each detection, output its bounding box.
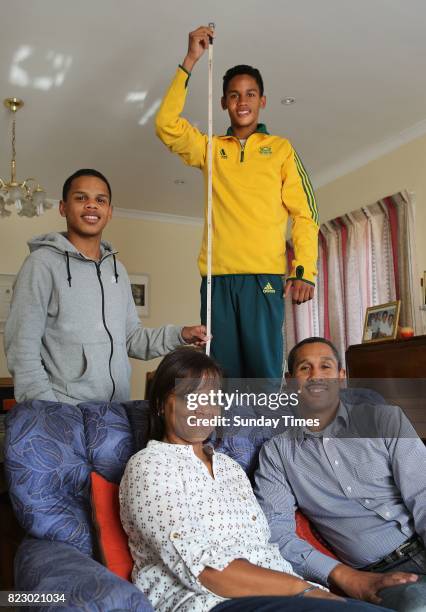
[155,66,319,284]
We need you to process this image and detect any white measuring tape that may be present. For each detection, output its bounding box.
[206,22,215,356]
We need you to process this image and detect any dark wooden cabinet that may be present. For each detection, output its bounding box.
[346,335,426,438]
[346,335,426,378]
[0,377,15,411]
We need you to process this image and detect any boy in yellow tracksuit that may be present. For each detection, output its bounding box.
[156,26,319,379]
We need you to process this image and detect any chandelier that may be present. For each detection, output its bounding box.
[0,97,51,218]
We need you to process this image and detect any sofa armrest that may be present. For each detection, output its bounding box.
[15,537,153,611]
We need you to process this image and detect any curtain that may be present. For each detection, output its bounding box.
[284,190,423,366]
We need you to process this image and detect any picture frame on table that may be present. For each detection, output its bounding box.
[362,300,400,344]
[0,274,15,333]
[129,274,149,318]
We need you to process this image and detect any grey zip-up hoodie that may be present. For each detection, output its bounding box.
[4,232,184,405]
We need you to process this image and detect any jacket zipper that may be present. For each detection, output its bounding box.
[237,134,256,162]
[95,261,116,401]
[240,142,245,162]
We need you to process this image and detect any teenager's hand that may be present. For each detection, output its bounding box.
[182,26,215,73]
[181,325,210,347]
[329,565,418,604]
[284,279,314,305]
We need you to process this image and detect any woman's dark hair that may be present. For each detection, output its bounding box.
[148,347,223,441]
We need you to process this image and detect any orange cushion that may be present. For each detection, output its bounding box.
[90,472,336,583]
[90,472,133,581]
[3,398,16,411]
[295,510,337,559]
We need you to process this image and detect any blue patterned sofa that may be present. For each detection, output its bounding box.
[4,388,384,611]
[4,400,153,611]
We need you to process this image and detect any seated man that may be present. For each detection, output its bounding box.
[255,337,426,611]
[4,168,207,405]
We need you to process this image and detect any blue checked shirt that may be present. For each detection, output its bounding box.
[254,401,426,585]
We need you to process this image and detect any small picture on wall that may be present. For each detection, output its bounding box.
[129,274,149,317]
[362,300,400,343]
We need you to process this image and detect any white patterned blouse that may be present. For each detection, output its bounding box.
[119,440,298,612]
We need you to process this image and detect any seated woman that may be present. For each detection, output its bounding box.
[119,347,391,612]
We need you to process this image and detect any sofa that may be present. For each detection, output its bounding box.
[5,400,153,611]
[5,393,357,611]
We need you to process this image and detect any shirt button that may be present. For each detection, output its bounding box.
[170,532,180,540]
[385,511,390,517]
[346,486,352,492]
[334,460,339,465]
[365,499,370,504]
[324,438,330,443]
[252,515,257,521]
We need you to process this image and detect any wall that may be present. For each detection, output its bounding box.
[0,208,203,398]
[315,132,426,275]
[2,132,426,398]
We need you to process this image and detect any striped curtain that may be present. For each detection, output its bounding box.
[284,191,423,366]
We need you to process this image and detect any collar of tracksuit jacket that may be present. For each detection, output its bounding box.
[224,123,270,137]
[28,231,119,400]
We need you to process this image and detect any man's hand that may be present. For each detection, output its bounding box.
[329,564,418,604]
[284,279,315,305]
[182,26,215,73]
[181,325,210,347]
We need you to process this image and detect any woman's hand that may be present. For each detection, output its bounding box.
[304,588,344,602]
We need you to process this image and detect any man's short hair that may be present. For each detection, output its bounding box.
[223,65,264,97]
[287,337,342,375]
[62,169,112,202]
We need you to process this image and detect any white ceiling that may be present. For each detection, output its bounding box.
[1,0,426,219]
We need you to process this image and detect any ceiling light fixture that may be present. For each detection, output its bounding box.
[281,97,296,105]
[0,97,51,218]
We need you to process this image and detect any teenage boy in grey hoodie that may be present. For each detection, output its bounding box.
[4,169,208,405]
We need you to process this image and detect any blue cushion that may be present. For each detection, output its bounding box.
[5,399,150,556]
[15,537,153,611]
[5,401,93,554]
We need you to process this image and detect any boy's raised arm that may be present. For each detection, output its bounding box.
[155,27,215,169]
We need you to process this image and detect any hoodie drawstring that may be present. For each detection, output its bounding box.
[65,252,72,287]
[113,254,119,283]
[65,250,118,287]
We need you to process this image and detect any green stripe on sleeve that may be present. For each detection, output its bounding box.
[294,151,319,224]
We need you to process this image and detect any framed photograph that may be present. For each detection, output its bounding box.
[129,274,149,317]
[0,274,15,333]
[362,300,400,343]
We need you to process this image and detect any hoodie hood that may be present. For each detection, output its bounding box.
[28,232,115,259]
[28,232,118,287]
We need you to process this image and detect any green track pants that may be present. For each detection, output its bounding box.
[200,274,285,380]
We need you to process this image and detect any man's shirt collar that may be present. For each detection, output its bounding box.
[293,401,349,445]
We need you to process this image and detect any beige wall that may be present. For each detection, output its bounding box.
[315,133,426,274]
[2,132,426,398]
[0,209,202,399]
